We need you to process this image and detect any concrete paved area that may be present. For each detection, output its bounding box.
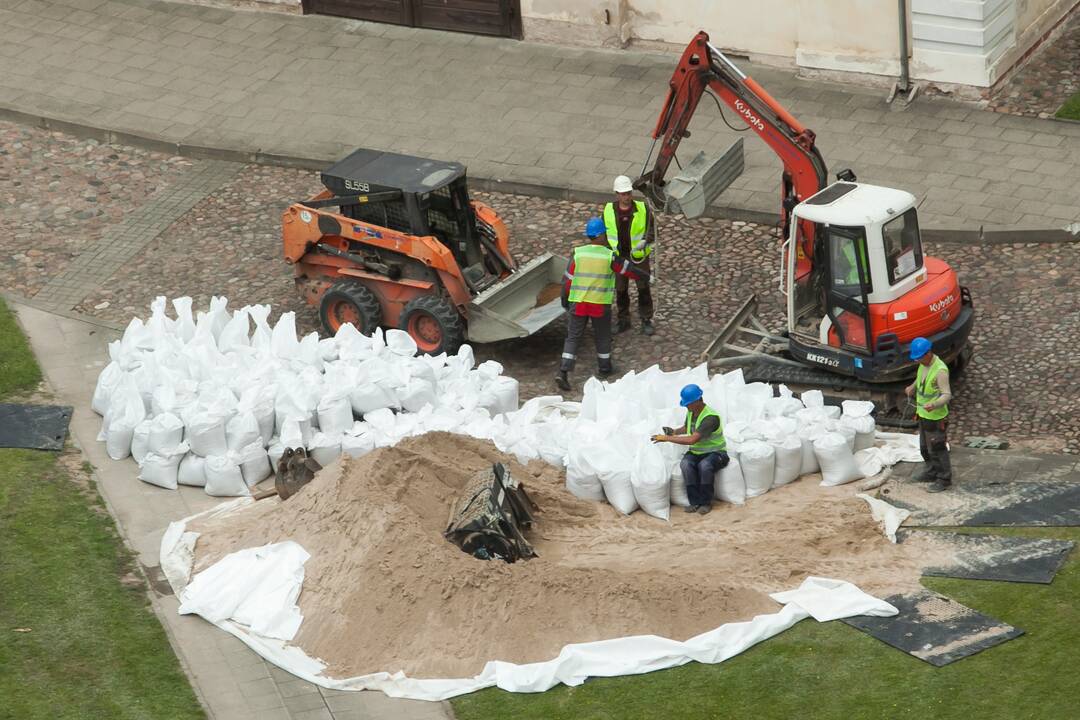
[11,301,455,719]
[2,0,1080,231]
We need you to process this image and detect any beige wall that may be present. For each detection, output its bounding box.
[794,0,900,76]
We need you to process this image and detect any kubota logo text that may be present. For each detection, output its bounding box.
[929,294,956,313]
[734,100,766,132]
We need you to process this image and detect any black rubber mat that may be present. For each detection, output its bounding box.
[0,403,73,451]
[906,530,1075,584]
[881,480,1080,527]
[842,589,1023,666]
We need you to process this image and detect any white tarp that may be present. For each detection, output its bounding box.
[161,506,898,702]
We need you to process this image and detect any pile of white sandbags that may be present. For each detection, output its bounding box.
[93,297,522,498]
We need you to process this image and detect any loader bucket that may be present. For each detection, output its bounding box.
[663,138,744,218]
[466,251,569,343]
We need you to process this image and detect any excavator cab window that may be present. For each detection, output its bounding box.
[882,208,923,285]
[825,226,872,352]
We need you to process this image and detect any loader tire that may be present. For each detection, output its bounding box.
[399,294,465,356]
[319,280,383,336]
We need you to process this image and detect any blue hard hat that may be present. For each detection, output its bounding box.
[584,217,606,238]
[679,384,704,407]
[909,337,932,361]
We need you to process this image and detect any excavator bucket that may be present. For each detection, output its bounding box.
[465,251,569,344]
[663,138,745,218]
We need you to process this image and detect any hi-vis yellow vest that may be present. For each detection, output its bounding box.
[915,356,949,420]
[604,201,651,261]
[686,405,727,455]
[567,245,616,305]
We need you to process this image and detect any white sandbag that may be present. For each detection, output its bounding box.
[349,382,397,414]
[822,405,842,420]
[104,375,146,460]
[486,375,520,416]
[801,389,825,408]
[308,432,342,467]
[565,442,606,502]
[204,454,250,497]
[236,441,271,487]
[217,305,250,351]
[714,458,747,505]
[398,378,436,413]
[842,400,875,417]
[836,424,858,453]
[178,453,207,487]
[172,296,196,342]
[267,441,285,469]
[148,412,184,454]
[385,328,418,356]
[841,414,877,452]
[138,443,188,490]
[131,420,152,465]
[771,436,803,486]
[798,424,824,475]
[669,466,691,507]
[91,361,123,416]
[279,418,306,451]
[226,411,261,453]
[600,469,638,515]
[630,443,671,520]
[187,414,228,457]
[739,440,776,497]
[151,381,197,418]
[316,394,354,436]
[270,311,300,360]
[814,432,864,487]
[341,430,376,458]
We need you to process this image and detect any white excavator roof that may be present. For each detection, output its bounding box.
[795,182,917,227]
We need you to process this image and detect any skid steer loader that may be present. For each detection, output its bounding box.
[283,149,568,354]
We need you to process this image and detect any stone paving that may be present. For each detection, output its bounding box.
[989,8,1080,119]
[3,0,1080,231]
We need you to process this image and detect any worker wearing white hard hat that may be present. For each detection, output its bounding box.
[603,175,656,336]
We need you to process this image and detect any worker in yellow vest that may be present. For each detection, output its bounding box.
[605,175,655,336]
[556,217,650,391]
[651,384,729,514]
[905,337,952,493]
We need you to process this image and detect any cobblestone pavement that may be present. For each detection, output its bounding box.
[989,8,1080,118]
[5,120,1079,453]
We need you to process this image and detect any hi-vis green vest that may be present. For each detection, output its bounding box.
[685,404,727,455]
[604,201,651,261]
[915,355,949,421]
[841,239,869,286]
[567,245,616,305]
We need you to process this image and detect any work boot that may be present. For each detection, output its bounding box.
[911,465,935,483]
[697,504,712,515]
[683,504,699,513]
[598,364,615,378]
[642,320,655,336]
[615,318,631,334]
[554,370,571,392]
[926,479,952,493]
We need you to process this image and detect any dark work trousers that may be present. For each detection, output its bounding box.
[680,451,730,507]
[615,256,653,323]
[560,306,613,373]
[918,417,952,482]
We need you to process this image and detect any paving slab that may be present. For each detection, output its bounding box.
[2,0,1080,231]
[11,301,455,719]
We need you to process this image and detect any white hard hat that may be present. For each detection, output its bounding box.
[613,175,633,193]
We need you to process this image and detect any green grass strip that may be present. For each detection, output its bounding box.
[0,296,43,399]
[1056,91,1080,120]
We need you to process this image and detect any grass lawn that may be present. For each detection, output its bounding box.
[1056,91,1080,120]
[0,298,205,719]
[452,526,1080,720]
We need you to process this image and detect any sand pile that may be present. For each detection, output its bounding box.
[189,433,941,679]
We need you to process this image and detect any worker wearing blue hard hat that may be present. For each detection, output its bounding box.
[651,383,729,514]
[905,337,953,493]
[555,217,651,391]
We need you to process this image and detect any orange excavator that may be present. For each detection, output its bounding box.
[636,32,974,418]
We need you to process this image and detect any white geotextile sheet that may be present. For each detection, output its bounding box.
[856,431,922,478]
[161,504,899,702]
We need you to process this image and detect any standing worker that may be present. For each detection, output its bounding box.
[651,384,729,514]
[906,337,952,493]
[605,175,656,336]
[556,217,650,391]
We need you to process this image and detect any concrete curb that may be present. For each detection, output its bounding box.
[2,291,124,333]
[4,105,1078,243]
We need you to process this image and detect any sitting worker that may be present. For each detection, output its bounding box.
[905,336,953,493]
[651,384,729,514]
[556,217,649,391]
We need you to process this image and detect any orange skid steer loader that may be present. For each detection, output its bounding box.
[283,149,567,354]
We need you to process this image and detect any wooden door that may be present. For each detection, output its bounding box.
[304,0,521,38]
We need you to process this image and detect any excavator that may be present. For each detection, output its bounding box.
[635,31,974,422]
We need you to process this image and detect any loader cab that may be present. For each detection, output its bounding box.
[786,182,923,358]
[320,149,485,272]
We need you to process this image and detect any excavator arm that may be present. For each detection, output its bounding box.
[637,31,830,258]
